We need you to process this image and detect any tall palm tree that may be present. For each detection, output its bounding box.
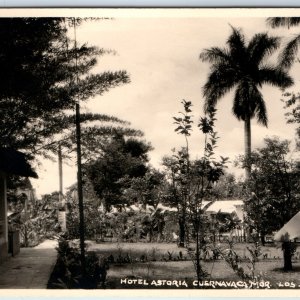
[200,27,294,179]
[267,17,300,69]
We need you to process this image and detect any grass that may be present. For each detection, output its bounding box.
[86,241,300,289]
[88,241,186,261]
[106,260,300,289]
[47,241,300,289]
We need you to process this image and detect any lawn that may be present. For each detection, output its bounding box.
[84,241,300,289]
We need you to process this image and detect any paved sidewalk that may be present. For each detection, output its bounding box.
[0,240,57,289]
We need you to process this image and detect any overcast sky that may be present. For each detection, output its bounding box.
[26,10,299,197]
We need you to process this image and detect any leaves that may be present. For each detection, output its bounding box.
[173,99,194,136]
[86,134,153,210]
[239,136,300,236]
[267,17,300,29]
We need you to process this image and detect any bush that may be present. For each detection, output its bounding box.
[48,236,109,289]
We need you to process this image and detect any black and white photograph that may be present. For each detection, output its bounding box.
[0,8,299,290]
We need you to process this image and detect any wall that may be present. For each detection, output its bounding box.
[0,171,7,261]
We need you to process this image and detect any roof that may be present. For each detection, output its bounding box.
[0,148,38,178]
[202,200,244,214]
[274,212,300,241]
[107,203,178,214]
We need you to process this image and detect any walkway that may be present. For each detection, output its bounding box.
[0,240,57,289]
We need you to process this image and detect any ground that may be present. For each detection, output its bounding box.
[80,241,300,289]
[0,240,57,288]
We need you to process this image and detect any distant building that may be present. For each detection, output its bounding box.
[202,200,244,220]
[202,199,245,241]
[15,178,37,207]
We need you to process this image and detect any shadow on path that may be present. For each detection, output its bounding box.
[0,240,57,288]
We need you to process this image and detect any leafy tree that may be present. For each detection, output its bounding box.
[86,134,152,211]
[65,182,108,240]
[237,137,300,245]
[278,91,300,151]
[200,26,293,178]
[121,167,167,208]
[210,172,244,200]
[8,191,61,246]
[0,18,130,159]
[162,149,188,246]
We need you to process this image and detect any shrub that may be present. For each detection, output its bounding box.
[48,236,109,289]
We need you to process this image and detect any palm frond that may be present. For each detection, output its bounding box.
[247,33,280,65]
[258,66,294,88]
[80,113,129,125]
[80,125,144,139]
[232,82,250,121]
[62,113,129,125]
[202,200,216,212]
[227,26,247,61]
[233,81,268,126]
[76,70,130,101]
[254,95,268,127]
[199,47,231,64]
[278,34,300,69]
[267,17,300,28]
[203,67,238,112]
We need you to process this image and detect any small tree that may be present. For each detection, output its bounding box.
[8,191,61,246]
[164,99,228,281]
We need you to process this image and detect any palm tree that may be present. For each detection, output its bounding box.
[200,27,294,179]
[267,17,300,69]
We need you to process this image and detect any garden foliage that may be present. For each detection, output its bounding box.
[49,235,109,289]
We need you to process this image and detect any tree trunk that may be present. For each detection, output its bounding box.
[282,241,293,271]
[178,216,185,247]
[146,232,151,242]
[244,116,251,180]
[24,225,28,247]
[260,232,265,246]
[195,231,201,281]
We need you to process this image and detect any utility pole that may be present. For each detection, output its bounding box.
[76,102,86,275]
[74,18,86,276]
[58,143,63,197]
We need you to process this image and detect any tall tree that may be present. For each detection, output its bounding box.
[200,27,293,179]
[0,18,130,158]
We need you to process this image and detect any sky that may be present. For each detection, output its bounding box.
[24,9,300,197]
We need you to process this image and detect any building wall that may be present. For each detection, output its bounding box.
[0,171,7,261]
